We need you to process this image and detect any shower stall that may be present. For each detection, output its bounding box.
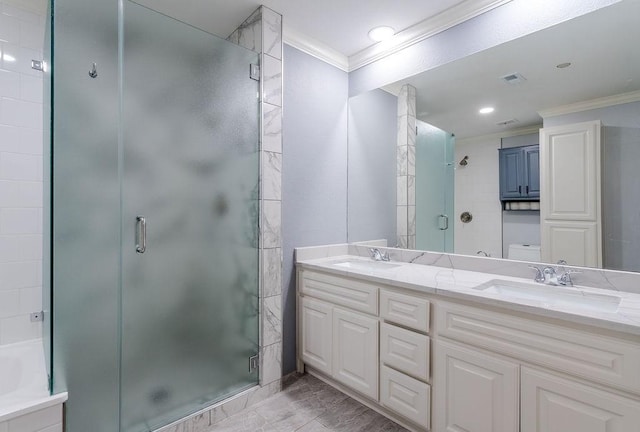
[415,120,455,252]
[44,1,261,431]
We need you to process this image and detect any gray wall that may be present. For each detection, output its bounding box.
[544,101,640,271]
[347,89,397,244]
[282,44,349,374]
[349,0,620,96]
[501,133,541,257]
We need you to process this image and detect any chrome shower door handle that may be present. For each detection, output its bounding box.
[136,216,146,253]
[438,214,449,230]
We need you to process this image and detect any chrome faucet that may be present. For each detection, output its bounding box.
[529,262,579,286]
[369,248,390,262]
[476,250,490,257]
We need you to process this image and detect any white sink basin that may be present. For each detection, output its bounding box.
[473,279,621,313]
[332,259,403,272]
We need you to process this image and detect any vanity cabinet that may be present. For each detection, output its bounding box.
[433,300,640,432]
[498,145,540,201]
[298,270,380,401]
[298,269,432,431]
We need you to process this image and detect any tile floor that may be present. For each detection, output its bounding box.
[209,374,409,432]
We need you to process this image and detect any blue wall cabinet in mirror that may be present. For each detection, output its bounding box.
[499,145,539,201]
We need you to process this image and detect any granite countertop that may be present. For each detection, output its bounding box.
[297,255,640,337]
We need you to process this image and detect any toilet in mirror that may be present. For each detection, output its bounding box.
[347,0,640,273]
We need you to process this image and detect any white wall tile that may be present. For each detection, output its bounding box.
[0,289,20,317]
[0,180,42,207]
[0,261,40,289]
[0,97,42,128]
[0,152,42,180]
[0,234,42,262]
[0,207,41,233]
[0,69,20,98]
[19,285,40,314]
[0,0,44,346]
[2,2,46,21]
[0,13,20,45]
[0,44,41,77]
[19,73,42,103]
[19,19,44,51]
[0,313,41,344]
[0,124,42,154]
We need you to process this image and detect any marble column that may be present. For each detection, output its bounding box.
[397,84,417,249]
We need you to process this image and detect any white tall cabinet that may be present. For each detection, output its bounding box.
[539,120,602,267]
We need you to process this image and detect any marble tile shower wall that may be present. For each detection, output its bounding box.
[396,85,416,249]
[0,0,45,345]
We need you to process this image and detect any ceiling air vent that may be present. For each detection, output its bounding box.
[500,72,526,84]
[496,118,519,126]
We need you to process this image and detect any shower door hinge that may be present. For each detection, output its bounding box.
[249,354,259,372]
[250,64,260,81]
[31,60,44,71]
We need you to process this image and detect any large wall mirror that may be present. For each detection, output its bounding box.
[347,0,640,272]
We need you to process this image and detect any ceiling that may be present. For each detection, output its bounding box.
[134,0,466,57]
[384,0,640,139]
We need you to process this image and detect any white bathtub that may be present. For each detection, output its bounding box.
[0,339,67,431]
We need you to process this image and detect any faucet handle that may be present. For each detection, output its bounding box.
[528,265,544,283]
[559,269,580,286]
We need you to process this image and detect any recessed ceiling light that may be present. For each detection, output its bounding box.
[479,107,495,114]
[368,26,395,42]
[556,62,572,69]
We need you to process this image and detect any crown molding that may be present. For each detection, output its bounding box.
[538,90,640,118]
[348,0,513,71]
[455,124,542,145]
[283,27,349,72]
[283,0,511,73]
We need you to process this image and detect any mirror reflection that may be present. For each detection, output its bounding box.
[347,0,640,272]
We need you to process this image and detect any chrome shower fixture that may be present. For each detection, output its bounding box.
[459,155,469,166]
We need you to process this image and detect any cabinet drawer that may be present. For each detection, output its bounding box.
[380,289,429,332]
[436,301,640,395]
[301,271,378,315]
[381,323,429,381]
[380,365,430,428]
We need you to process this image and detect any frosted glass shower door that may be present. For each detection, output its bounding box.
[416,121,455,252]
[120,3,260,431]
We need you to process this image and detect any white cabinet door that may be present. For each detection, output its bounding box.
[433,339,519,432]
[332,307,379,400]
[300,297,333,375]
[540,120,601,266]
[521,367,640,432]
[542,220,599,267]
